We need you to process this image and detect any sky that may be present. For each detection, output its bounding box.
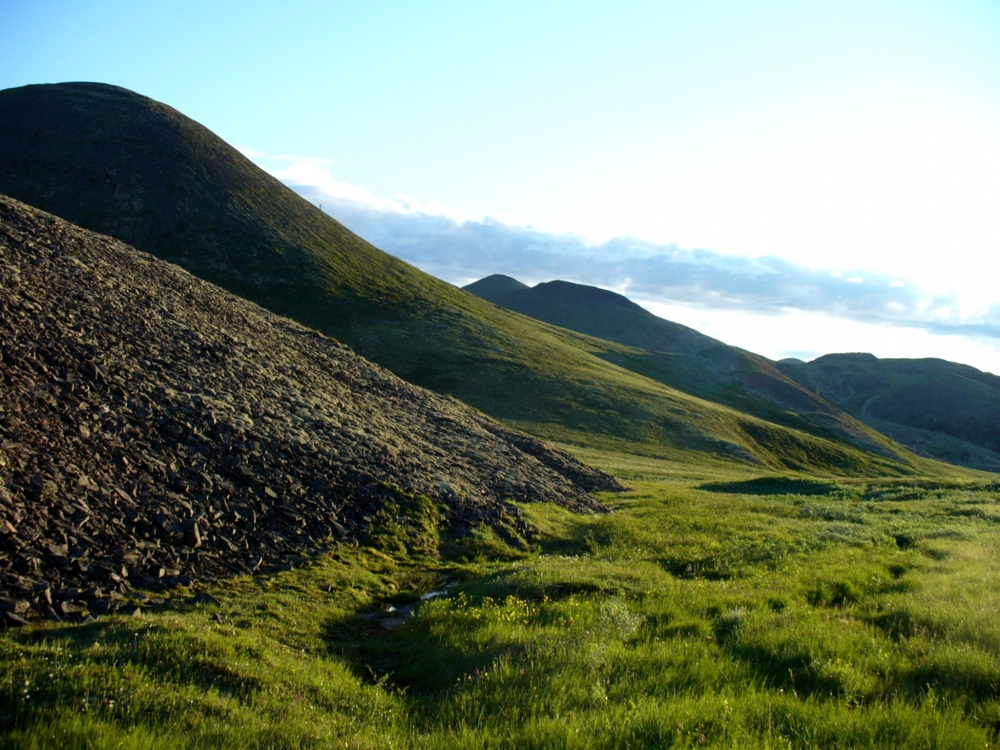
[3,1,1000,370]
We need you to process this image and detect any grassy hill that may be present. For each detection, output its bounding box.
[464,275,905,463]
[0,82,916,474]
[778,354,1000,471]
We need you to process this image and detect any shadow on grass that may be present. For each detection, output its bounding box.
[700,476,839,496]
[320,576,527,697]
[320,560,617,699]
[0,615,263,729]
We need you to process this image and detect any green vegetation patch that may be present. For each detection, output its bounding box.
[4,456,1000,747]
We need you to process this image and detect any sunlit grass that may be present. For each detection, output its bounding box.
[3,454,1000,747]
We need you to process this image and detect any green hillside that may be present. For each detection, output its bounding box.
[0,82,915,474]
[464,275,904,462]
[779,354,1000,471]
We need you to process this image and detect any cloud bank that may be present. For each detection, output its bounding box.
[281,180,1000,344]
[245,153,1000,350]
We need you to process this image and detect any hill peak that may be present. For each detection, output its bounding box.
[814,352,880,364]
[464,275,721,355]
[530,280,646,311]
[462,274,529,298]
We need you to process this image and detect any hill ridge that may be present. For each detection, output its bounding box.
[779,354,1000,470]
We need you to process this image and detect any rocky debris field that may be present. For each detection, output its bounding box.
[0,195,622,625]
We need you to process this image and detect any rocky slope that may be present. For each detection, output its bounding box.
[0,195,620,623]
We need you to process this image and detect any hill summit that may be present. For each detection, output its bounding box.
[463,274,911,465]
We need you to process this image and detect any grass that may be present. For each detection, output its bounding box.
[4,450,1000,748]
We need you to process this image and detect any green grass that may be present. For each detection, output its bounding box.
[4,451,1000,748]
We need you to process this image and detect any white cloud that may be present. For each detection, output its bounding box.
[245,150,475,223]
[639,302,1000,375]
[273,159,405,214]
[243,155,1000,373]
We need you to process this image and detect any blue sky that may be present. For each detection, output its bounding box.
[3,1,1000,370]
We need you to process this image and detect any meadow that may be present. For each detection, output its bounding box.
[3,449,1000,748]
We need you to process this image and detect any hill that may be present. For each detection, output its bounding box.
[0,194,620,613]
[464,275,720,355]
[0,82,914,473]
[778,354,1000,471]
[464,275,904,462]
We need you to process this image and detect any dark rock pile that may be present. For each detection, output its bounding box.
[0,196,621,624]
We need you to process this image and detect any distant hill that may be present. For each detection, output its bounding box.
[0,82,915,474]
[464,274,529,299]
[465,275,719,355]
[0,194,619,607]
[464,275,905,462]
[778,354,1000,471]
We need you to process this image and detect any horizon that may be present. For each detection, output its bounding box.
[3,1,999,372]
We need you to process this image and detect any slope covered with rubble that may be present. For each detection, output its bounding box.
[0,195,619,621]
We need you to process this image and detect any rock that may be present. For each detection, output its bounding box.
[0,597,30,614]
[191,592,220,606]
[57,601,86,617]
[182,521,202,549]
[395,603,417,619]
[3,611,29,627]
[42,605,62,621]
[379,617,404,630]
[89,599,116,614]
